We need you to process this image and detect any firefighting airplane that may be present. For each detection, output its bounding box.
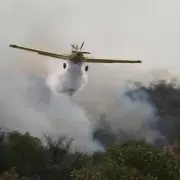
[9,41,142,72]
[9,42,142,96]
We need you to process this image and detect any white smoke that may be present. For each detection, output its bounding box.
[0,47,103,153]
[104,87,164,144]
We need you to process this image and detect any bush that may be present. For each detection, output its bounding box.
[0,167,31,180]
[72,141,180,180]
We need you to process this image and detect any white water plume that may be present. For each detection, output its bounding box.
[46,62,88,96]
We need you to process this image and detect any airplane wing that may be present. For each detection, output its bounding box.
[9,44,69,60]
[84,57,142,64]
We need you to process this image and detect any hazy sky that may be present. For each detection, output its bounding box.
[1,1,180,69]
[1,0,180,65]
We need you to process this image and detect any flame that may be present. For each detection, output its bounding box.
[167,141,179,153]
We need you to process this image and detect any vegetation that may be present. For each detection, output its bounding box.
[1,79,180,180]
[1,130,180,180]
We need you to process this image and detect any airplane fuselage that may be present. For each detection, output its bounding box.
[63,51,89,72]
[59,52,88,96]
[69,52,84,64]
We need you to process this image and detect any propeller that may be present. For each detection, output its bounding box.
[71,41,90,54]
[80,41,84,50]
[71,41,84,51]
[71,44,78,51]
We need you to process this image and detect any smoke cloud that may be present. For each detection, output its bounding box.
[1,0,180,151]
[0,59,103,152]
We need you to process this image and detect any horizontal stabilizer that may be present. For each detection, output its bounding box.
[72,50,90,54]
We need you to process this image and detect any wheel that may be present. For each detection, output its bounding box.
[85,66,89,72]
[63,63,66,69]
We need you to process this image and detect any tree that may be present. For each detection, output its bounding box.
[0,167,31,180]
[44,135,73,164]
[0,129,8,173]
[72,141,180,180]
[6,131,46,177]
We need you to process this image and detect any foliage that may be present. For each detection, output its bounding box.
[1,127,180,180]
[0,130,87,180]
[72,141,180,180]
[6,131,46,177]
[0,167,32,180]
[132,79,180,142]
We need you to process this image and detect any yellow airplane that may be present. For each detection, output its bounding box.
[9,41,142,72]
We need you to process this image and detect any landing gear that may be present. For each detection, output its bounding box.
[85,65,89,72]
[63,63,66,69]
